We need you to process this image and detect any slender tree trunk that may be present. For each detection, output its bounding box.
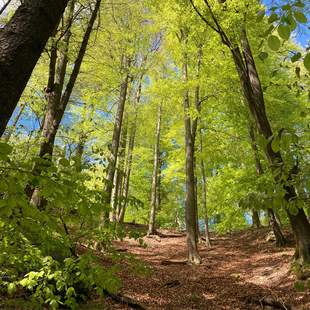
[37,0,101,161]
[118,120,136,223]
[0,0,12,16]
[102,57,130,225]
[75,133,86,171]
[0,0,69,136]
[252,210,261,228]
[193,46,203,243]
[199,130,211,248]
[148,104,162,235]
[181,33,201,264]
[249,124,286,246]
[29,0,101,207]
[118,81,140,223]
[111,116,128,221]
[268,208,286,247]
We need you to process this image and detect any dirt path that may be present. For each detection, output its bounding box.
[101,228,310,309]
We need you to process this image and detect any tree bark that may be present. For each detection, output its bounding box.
[0,0,69,136]
[181,32,201,264]
[190,1,308,257]
[102,56,130,223]
[148,104,162,235]
[252,210,261,229]
[239,29,309,256]
[111,116,128,222]
[29,0,101,207]
[249,123,286,246]
[199,130,211,248]
[117,79,141,223]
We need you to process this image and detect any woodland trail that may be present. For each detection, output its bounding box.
[97,228,310,310]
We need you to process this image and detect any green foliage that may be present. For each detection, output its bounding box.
[0,141,120,308]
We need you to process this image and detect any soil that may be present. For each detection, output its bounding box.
[97,227,310,310]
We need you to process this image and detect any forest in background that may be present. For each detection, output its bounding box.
[0,0,309,308]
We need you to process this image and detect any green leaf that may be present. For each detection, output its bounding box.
[0,142,13,155]
[268,35,281,51]
[268,13,278,23]
[294,1,305,8]
[295,66,301,78]
[294,11,307,23]
[257,9,265,22]
[287,14,297,29]
[59,158,70,167]
[7,283,16,295]
[259,52,268,60]
[277,24,291,40]
[291,52,302,62]
[304,53,310,72]
[271,137,280,152]
[281,4,291,10]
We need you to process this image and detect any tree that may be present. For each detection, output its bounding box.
[189,0,310,264]
[29,0,102,208]
[148,103,162,235]
[0,0,69,136]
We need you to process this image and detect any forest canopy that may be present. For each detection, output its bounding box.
[0,0,309,309]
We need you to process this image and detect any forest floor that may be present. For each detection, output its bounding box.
[94,227,310,310]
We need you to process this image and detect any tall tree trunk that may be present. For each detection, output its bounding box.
[181,33,201,264]
[102,56,130,223]
[148,104,162,235]
[0,0,69,136]
[191,0,310,260]
[199,130,211,248]
[239,29,309,256]
[193,46,203,242]
[37,0,100,160]
[252,210,261,229]
[29,0,101,206]
[249,124,286,246]
[111,116,128,222]
[118,80,141,223]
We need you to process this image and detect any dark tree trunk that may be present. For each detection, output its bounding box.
[36,0,100,161]
[29,0,101,207]
[238,29,310,257]
[181,35,201,264]
[190,1,308,257]
[249,124,286,246]
[252,210,261,229]
[148,104,162,235]
[268,208,286,247]
[0,0,69,136]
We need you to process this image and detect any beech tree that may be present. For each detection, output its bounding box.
[0,0,69,136]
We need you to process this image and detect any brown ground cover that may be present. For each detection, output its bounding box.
[98,227,310,310]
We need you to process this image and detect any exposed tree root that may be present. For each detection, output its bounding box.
[162,280,181,288]
[245,296,291,309]
[103,289,147,310]
[160,260,187,265]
